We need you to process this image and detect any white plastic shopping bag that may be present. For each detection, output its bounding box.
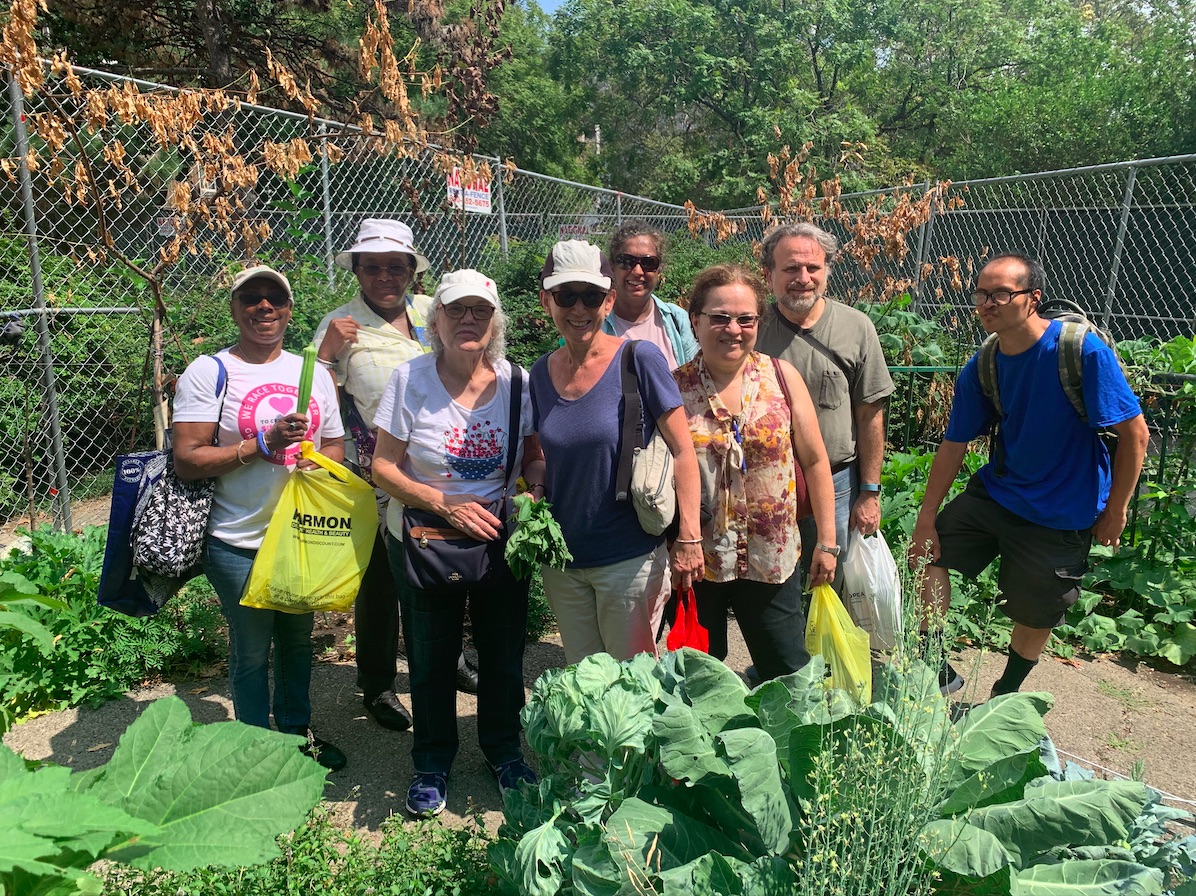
[842,528,903,651]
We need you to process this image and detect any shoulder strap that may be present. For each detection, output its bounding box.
[504,363,524,488]
[977,334,1002,418]
[405,294,430,351]
[615,342,644,502]
[771,355,792,413]
[1057,321,1089,422]
[797,328,855,390]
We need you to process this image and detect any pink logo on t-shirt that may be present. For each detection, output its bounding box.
[238,383,321,465]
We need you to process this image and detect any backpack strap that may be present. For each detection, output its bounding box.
[976,334,1002,418]
[499,363,524,518]
[1057,321,1089,423]
[615,342,644,503]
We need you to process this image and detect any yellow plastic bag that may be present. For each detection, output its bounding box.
[242,442,378,613]
[805,582,873,704]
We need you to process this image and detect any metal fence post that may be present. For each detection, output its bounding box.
[493,156,509,261]
[912,179,933,314]
[616,193,623,227]
[7,69,73,531]
[1103,165,1137,330]
[319,124,336,288]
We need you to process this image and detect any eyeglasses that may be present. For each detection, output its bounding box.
[614,253,661,273]
[698,311,759,329]
[442,303,495,320]
[358,264,413,278]
[551,288,608,309]
[235,292,290,308]
[972,288,1034,307]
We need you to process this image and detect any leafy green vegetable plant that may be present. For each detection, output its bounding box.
[1,696,327,896]
[491,649,1193,896]
[506,494,572,581]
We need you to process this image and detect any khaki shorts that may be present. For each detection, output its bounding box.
[932,476,1091,629]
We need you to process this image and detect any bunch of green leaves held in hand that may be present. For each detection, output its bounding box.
[505,493,572,580]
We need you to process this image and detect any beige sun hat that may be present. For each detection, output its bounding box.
[230,265,293,302]
[540,240,613,291]
[435,269,500,307]
[335,219,429,273]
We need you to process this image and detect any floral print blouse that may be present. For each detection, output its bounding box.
[674,351,800,584]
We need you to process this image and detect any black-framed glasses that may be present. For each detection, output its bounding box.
[551,288,608,309]
[698,311,759,329]
[442,303,495,320]
[614,253,662,273]
[358,264,413,278]
[972,288,1034,307]
[235,292,291,309]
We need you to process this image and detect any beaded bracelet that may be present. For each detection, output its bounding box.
[235,439,251,465]
[256,430,272,459]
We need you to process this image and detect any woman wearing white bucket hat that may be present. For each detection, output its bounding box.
[315,220,476,734]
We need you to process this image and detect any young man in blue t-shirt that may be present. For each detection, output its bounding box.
[910,253,1148,699]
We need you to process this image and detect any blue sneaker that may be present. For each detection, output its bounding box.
[489,758,537,798]
[406,772,447,817]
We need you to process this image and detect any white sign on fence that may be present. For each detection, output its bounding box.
[446,168,492,215]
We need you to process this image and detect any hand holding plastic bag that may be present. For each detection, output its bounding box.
[242,442,378,613]
[842,528,903,651]
[805,583,872,704]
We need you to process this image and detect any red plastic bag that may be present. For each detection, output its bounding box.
[666,587,709,653]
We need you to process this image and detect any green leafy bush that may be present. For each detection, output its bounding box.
[110,803,495,896]
[491,650,1194,895]
[0,525,226,721]
[2,696,327,895]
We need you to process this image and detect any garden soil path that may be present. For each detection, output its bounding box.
[5,619,1196,841]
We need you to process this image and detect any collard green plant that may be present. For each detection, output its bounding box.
[492,650,1191,896]
[0,696,327,896]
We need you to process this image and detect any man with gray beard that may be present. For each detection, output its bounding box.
[755,223,894,592]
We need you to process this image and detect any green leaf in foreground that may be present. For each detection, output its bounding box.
[506,494,573,580]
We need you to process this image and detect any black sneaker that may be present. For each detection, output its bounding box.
[456,654,479,694]
[489,757,537,798]
[939,663,964,697]
[299,730,347,771]
[363,691,414,731]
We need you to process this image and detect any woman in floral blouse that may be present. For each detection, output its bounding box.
[673,264,838,680]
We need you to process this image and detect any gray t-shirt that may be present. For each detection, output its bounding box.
[755,299,894,468]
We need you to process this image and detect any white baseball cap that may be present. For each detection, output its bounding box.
[335,219,429,273]
[231,265,293,302]
[435,269,500,307]
[540,240,613,291]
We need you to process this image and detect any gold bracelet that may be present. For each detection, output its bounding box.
[235,439,251,465]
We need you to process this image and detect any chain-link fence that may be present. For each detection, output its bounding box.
[723,156,1196,345]
[3,63,1195,534]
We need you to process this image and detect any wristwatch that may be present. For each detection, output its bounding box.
[859,482,881,493]
[815,542,841,557]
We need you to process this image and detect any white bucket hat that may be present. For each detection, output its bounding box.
[435,269,500,307]
[335,219,429,273]
[231,265,293,303]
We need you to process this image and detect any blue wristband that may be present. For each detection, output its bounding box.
[256,430,272,458]
[859,482,881,493]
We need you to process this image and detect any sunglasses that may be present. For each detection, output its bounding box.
[442,303,495,320]
[358,264,413,278]
[235,292,291,309]
[551,288,608,309]
[614,253,661,273]
[699,311,759,329]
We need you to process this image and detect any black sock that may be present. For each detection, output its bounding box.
[993,651,1037,695]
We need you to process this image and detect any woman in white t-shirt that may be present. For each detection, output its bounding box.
[172,265,347,771]
[372,270,544,818]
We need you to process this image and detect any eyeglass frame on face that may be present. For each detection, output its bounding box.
[697,311,759,329]
[234,290,291,309]
[357,263,413,279]
[441,302,495,321]
[613,253,662,273]
[550,287,608,309]
[972,287,1035,307]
